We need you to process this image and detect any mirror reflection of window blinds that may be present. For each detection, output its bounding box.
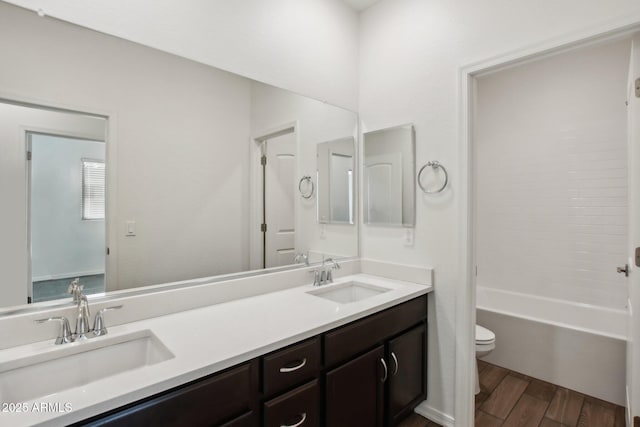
[82,160,105,220]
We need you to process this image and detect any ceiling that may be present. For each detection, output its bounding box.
[341,0,382,11]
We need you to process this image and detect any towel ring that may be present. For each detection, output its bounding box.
[417,161,448,194]
[298,176,314,199]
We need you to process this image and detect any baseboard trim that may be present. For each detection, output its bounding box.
[414,401,455,427]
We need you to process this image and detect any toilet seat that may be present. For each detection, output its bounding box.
[475,324,495,344]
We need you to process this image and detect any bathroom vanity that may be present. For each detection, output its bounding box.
[76,295,427,427]
[0,271,432,427]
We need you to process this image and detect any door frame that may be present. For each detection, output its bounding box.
[249,121,298,271]
[0,94,118,301]
[458,19,640,427]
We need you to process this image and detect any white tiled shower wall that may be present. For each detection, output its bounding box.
[474,38,630,310]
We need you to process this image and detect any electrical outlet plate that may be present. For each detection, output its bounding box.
[404,229,414,246]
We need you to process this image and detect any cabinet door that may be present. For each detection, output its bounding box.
[325,345,385,427]
[387,323,427,425]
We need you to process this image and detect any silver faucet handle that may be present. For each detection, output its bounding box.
[36,317,73,345]
[308,270,321,286]
[325,258,340,269]
[92,305,123,337]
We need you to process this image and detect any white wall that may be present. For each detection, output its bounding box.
[0,103,106,306]
[31,134,106,280]
[0,2,253,291]
[250,82,358,262]
[475,39,629,310]
[2,0,359,111]
[359,0,640,423]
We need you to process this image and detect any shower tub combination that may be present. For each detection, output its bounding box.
[476,286,627,406]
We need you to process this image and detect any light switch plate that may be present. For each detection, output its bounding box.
[636,247,640,267]
[126,221,136,236]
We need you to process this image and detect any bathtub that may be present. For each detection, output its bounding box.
[476,286,627,405]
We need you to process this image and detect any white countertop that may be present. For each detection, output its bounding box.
[0,274,431,426]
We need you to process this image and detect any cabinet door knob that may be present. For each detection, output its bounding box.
[279,358,307,373]
[281,412,306,427]
[380,358,388,382]
[390,352,399,376]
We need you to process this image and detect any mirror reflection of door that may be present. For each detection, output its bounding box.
[28,133,106,302]
[263,131,296,268]
[329,152,353,223]
[364,152,403,224]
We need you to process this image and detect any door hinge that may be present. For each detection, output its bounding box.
[636,78,640,98]
[617,264,630,277]
[106,247,110,255]
[475,265,478,276]
[27,151,32,161]
[27,296,32,304]
[261,223,267,233]
[261,155,267,166]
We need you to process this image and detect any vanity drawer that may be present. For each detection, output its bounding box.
[263,337,320,397]
[324,295,427,367]
[263,380,319,427]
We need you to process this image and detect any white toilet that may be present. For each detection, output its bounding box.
[475,324,496,394]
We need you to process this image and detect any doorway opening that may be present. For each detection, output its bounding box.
[461,29,640,426]
[27,132,106,303]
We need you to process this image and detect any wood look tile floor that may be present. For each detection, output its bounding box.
[396,360,626,427]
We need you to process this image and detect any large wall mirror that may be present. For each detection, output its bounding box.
[363,124,415,227]
[0,2,358,312]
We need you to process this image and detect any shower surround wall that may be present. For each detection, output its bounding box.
[475,38,630,310]
[474,38,631,404]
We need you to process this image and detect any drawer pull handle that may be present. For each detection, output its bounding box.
[380,358,388,382]
[281,412,307,427]
[391,352,399,375]
[279,358,307,373]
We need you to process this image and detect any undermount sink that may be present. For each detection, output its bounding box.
[307,281,391,304]
[0,329,174,403]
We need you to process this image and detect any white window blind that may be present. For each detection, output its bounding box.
[82,160,105,220]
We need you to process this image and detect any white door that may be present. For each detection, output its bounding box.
[264,132,296,268]
[364,152,402,224]
[627,34,640,426]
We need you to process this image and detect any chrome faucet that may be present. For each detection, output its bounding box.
[309,257,340,286]
[36,278,123,344]
[294,251,310,266]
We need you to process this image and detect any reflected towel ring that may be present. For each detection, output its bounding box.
[298,175,314,199]
[417,161,448,194]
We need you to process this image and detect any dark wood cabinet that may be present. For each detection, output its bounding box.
[387,324,428,425]
[325,345,385,427]
[324,298,427,427]
[263,380,320,427]
[77,295,428,427]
